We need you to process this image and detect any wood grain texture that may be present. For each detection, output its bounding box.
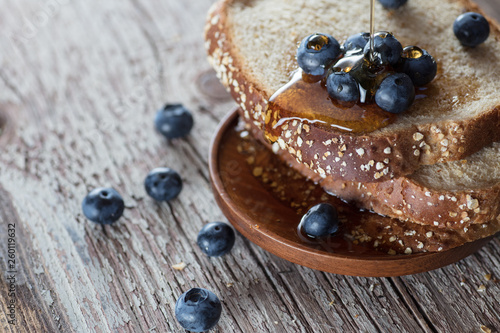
[0,0,498,332]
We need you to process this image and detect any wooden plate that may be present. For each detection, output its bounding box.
[209,108,494,277]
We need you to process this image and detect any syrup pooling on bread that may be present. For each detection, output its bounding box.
[265,2,435,138]
[265,30,437,142]
[265,69,395,142]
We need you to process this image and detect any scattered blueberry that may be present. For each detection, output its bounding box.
[453,12,490,47]
[82,187,125,224]
[299,203,339,238]
[154,104,194,139]
[342,32,370,55]
[175,288,222,332]
[297,33,341,76]
[378,0,408,9]
[375,73,415,114]
[144,167,182,201]
[363,32,402,66]
[326,72,360,102]
[197,222,235,257]
[400,46,437,86]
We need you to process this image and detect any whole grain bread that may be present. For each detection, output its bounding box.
[205,0,500,183]
[238,116,500,254]
[321,142,500,230]
[241,110,500,236]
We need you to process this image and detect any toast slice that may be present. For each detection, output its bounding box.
[205,0,500,183]
[242,112,500,232]
[237,116,500,254]
[322,142,500,230]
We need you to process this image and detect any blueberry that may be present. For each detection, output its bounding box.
[197,222,235,257]
[343,32,370,55]
[299,203,339,238]
[82,188,124,224]
[175,288,222,332]
[375,73,415,114]
[453,12,490,47]
[363,32,402,66]
[297,33,341,76]
[144,167,182,201]
[400,46,437,86]
[326,72,360,102]
[378,0,408,9]
[154,104,194,139]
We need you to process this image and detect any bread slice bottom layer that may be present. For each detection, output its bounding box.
[236,104,500,230]
[236,113,500,254]
[322,142,500,230]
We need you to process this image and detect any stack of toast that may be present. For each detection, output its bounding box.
[204,0,500,254]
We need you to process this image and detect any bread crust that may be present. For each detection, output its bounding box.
[351,209,499,254]
[238,116,500,254]
[322,177,500,230]
[205,0,500,183]
[242,110,500,231]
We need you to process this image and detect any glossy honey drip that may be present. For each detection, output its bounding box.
[265,70,395,142]
[369,0,376,61]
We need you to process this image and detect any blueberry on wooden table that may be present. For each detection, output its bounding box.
[82,187,124,224]
[299,203,339,238]
[453,12,490,47]
[175,288,222,332]
[154,103,194,139]
[144,167,183,201]
[197,222,235,257]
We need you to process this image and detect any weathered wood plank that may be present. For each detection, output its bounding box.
[0,0,498,332]
[0,187,73,332]
[399,238,500,332]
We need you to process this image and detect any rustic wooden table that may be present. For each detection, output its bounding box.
[0,0,499,332]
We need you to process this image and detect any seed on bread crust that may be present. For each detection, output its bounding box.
[466,195,479,210]
[413,132,424,141]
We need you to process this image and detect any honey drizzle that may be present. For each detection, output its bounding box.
[369,0,376,62]
[265,70,395,142]
[264,0,399,142]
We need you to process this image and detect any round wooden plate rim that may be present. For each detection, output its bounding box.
[209,108,493,277]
